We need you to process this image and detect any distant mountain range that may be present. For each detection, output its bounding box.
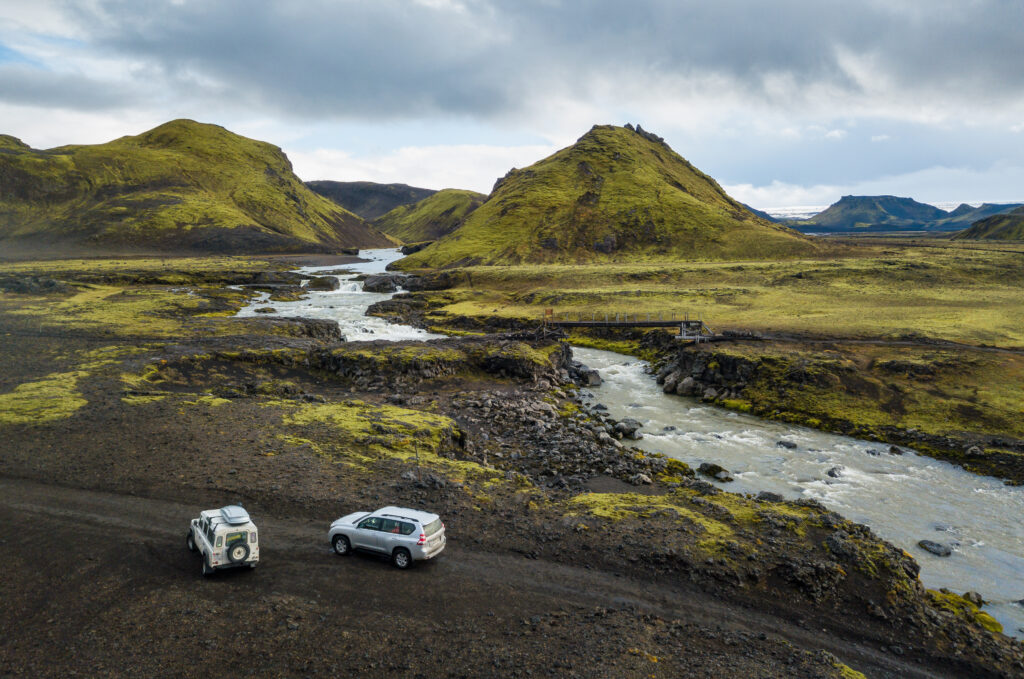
[372,189,486,243]
[781,195,1023,233]
[395,124,819,268]
[305,181,436,221]
[0,120,392,254]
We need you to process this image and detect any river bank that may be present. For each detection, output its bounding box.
[1,250,1022,677]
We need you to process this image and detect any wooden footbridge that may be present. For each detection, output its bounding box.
[542,309,714,342]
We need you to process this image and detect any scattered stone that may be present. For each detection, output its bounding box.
[630,473,653,485]
[663,425,677,432]
[917,540,952,557]
[888,445,904,455]
[756,491,784,503]
[253,307,277,314]
[826,466,844,478]
[965,445,984,458]
[613,418,643,440]
[776,440,797,449]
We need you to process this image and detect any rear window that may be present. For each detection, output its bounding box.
[225,531,246,545]
[423,518,443,536]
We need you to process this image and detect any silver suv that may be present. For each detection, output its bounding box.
[328,506,446,569]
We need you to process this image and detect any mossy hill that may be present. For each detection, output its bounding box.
[788,196,1022,233]
[373,188,486,243]
[0,119,392,254]
[395,124,818,268]
[305,180,436,220]
[955,206,1024,240]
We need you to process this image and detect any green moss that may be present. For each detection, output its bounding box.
[926,590,1004,634]
[832,662,868,679]
[0,371,89,424]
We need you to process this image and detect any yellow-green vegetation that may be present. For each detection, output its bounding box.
[396,124,819,268]
[955,207,1024,241]
[926,590,1003,634]
[274,399,502,485]
[410,245,1024,347]
[373,188,486,243]
[0,255,276,276]
[567,487,815,555]
[7,284,204,337]
[832,663,868,679]
[709,342,1024,445]
[0,119,390,252]
[0,371,89,424]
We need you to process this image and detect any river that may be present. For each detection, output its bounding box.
[238,248,1024,636]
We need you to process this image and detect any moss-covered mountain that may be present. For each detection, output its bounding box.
[955,206,1024,240]
[373,189,486,243]
[0,120,392,253]
[395,125,818,268]
[306,180,436,220]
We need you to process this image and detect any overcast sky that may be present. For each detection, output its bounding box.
[1,0,1022,209]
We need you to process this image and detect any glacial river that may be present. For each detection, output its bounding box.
[238,248,1024,636]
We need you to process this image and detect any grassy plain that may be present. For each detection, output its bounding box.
[419,244,1024,346]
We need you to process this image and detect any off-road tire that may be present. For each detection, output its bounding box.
[186,531,196,553]
[201,557,213,577]
[332,535,351,556]
[392,548,412,570]
[227,542,250,564]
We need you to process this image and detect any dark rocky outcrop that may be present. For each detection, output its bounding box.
[307,276,340,291]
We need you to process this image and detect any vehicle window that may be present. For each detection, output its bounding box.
[380,519,402,534]
[358,517,382,531]
[215,536,223,548]
[399,521,415,536]
[249,531,258,544]
[423,518,443,536]
[225,531,246,545]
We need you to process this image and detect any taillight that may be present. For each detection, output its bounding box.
[417,533,426,545]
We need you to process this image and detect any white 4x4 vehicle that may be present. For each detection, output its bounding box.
[186,505,259,576]
[328,506,446,569]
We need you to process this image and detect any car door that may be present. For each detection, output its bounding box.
[353,516,382,551]
[377,519,406,555]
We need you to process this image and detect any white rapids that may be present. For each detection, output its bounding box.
[236,248,1024,636]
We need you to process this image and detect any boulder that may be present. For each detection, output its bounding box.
[662,370,681,394]
[826,466,844,478]
[307,276,340,291]
[614,418,643,440]
[917,540,952,557]
[675,376,696,396]
[362,274,405,293]
[776,440,798,449]
[888,445,904,455]
[756,491,784,503]
[698,462,733,482]
[963,591,985,606]
[253,307,277,314]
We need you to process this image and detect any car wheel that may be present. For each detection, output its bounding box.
[186,532,196,553]
[227,542,250,564]
[201,557,213,577]
[392,548,412,570]
[332,535,351,556]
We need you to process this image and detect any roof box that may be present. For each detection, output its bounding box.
[220,505,250,525]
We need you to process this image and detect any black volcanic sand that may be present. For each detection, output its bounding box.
[0,266,1022,679]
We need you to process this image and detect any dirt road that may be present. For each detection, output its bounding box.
[0,477,948,679]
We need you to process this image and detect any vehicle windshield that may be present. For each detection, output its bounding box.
[423,518,443,536]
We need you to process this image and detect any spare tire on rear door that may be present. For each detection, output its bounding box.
[227,541,250,564]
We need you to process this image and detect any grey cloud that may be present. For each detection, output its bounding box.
[0,63,138,111]
[50,0,1024,119]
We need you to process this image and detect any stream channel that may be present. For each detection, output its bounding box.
[238,248,1024,635]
